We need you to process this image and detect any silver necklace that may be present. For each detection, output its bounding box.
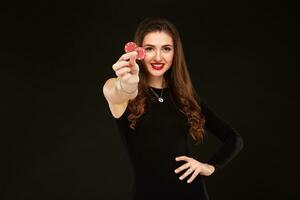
[150,88,164,103]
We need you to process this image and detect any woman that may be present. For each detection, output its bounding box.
[103,17,243,200]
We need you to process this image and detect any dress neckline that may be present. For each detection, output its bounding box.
[149,86,168,90]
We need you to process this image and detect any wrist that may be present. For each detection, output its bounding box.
[204,163,215,174]
[118,79,138,94]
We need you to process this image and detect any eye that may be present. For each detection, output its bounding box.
[145,47,154,52]
[162,47,172,52]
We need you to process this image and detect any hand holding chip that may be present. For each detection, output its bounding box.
[112,42,145,90]
[124,42,146,60]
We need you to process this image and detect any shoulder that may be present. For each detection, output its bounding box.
[196,97,212,117]
[194,95,207,109]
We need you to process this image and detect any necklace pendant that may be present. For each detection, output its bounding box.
[158,97,164,102]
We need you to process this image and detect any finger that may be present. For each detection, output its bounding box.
[175,156,190,162]
[174,162,190,174]
[130,61,140,74]
[112,60,129,71]
[187,169,200,183]
[118,51,137,62]
[178,165,195,180]
[121,73,131,82]
[116,67,131,77]
[129,52,137,67]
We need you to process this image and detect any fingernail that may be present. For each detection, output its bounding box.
[174,170,177,173]
[187,180,191,183]
[179,177,182,180]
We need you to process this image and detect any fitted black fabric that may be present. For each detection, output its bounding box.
[114,86,243,200]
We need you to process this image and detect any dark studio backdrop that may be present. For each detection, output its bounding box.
[1,0,299,199]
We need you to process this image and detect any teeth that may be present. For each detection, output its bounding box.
[152,64,163,67]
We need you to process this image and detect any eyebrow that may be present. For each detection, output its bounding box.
[143,44,173,47]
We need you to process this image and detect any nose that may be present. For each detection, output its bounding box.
[154,50,162,61]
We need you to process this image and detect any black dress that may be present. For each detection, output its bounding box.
[114,86,243,200]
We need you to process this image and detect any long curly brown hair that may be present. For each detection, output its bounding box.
[127,17,206,144]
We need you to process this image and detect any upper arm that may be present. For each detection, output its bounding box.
[200,99,242,143]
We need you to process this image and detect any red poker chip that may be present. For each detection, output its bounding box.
[135,47,146,60]
[124,42,138,53]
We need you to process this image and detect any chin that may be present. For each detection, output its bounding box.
[147,69,166,77]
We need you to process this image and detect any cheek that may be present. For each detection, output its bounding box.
[167,53,174,63]
[144,53,153,62]
[142,58,151,68]
[144,58,150,65]
[144,55,153,64]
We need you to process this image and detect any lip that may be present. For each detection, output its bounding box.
[151,63,164,70]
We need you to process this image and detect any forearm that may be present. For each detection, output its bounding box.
[205,133,243,173]
[113,78,138,101]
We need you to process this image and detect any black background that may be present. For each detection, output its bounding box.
[1,0,299,199]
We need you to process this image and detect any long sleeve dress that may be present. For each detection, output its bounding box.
[114,86,243,200]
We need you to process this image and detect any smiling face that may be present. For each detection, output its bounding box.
[142,31,174,81]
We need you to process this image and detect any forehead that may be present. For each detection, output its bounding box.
[142,31,173,46]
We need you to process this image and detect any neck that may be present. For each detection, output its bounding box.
[148,76,166,89]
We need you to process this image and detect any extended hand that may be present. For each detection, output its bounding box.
[174,156,215,183]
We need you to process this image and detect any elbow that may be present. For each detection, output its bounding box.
[228,128,244,152]
[232,128,244,151]
[236,134,244,152]
[232,130,244,152]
